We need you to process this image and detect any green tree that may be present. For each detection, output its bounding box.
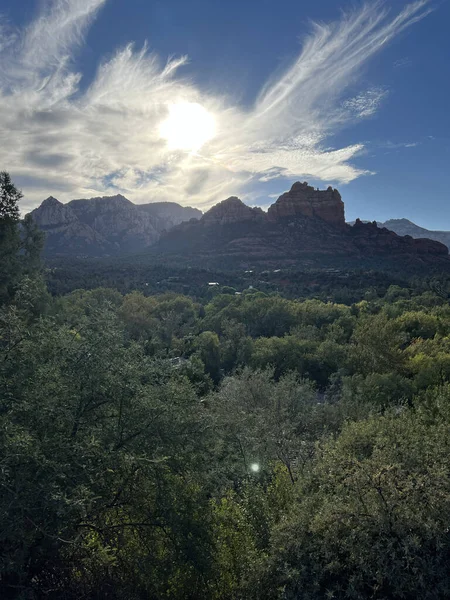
[350,312,405,375]
[21,213,45,274]
[211,368,333,482]
[0,304,215,598]
[0,171,21,220]
[0,173,44,306]
[195,330,221,383]
[258,397,450,600]
[0,174,22,303]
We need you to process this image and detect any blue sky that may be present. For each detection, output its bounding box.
[1,0,449,228]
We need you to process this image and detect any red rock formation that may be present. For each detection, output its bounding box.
[350,219,448,255]
[268,181,346,229]
[31,182,449,266]
[156,183,448,269]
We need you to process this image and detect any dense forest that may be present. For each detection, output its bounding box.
[1,173,450,599]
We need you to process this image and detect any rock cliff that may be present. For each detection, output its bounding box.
[36,196,78,226]
[268,182,345,229]
[66,195,160,253]
[31,197,114,256]
[30,195,203,256]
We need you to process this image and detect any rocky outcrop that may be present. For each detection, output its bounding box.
[30,195,204,257]
[36,197,78,226]
[201,197,265,226]
[67,195,159,253]
[30,196,114,256]
[153,183,448,269]
[268,182,346,229]
[350,219,448,255]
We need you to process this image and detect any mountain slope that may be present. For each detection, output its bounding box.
[379,219,450,250]
[138,202,201,231]
[30,195,202,257]
[29,197,116,256]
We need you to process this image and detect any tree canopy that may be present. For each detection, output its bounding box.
[1,172,450,599]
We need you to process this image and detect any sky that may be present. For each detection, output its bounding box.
[0,0,449,228]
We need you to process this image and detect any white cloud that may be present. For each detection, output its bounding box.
[0,0,433,211]
[343,88,389,118]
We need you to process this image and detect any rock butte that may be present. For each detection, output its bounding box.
[198,181,346,230]
[267,182,345,229]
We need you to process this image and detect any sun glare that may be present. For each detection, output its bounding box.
[159,102,216,152]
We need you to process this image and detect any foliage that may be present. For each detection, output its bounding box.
[0,173,44,305]
[0,171,21,221]
[258,399,450,599]
[2,175,450,598]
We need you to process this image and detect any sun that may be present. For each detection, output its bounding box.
[159,102,216,152]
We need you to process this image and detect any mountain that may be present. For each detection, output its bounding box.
[30,195,201,256]
[378,219,450,251]
[30,183,449,269]
[150,182,448,269]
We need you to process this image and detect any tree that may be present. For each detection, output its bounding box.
[0,304,215,599]
[0,171,21,221]
[0,174,22,304]
[195,330,221,383]
[212,368,330,482]
[21,213,45,274]
[257,398,450,600]
[219,319,253,373]
[0,173,44,306]
[349,312,405,375]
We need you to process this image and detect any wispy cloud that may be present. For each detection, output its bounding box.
[385,140,420,148]
[0,0,433,210]
[393,56,413,68]
[343,88,389,118]
[366,139,421,156]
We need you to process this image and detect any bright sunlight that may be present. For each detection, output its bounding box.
[159,102,216,152]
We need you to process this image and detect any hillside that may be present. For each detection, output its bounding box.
[30,195,201,256]
[379,218,450,250]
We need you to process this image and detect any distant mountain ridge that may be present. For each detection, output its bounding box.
[30,195,202,256]
[347,218,450,251]
[378,219,450,251]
